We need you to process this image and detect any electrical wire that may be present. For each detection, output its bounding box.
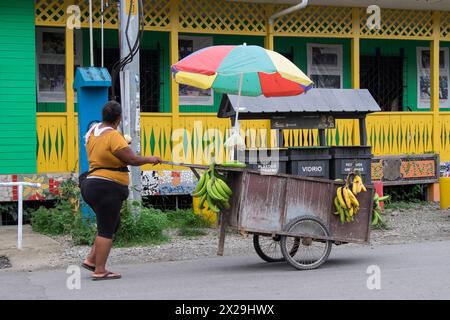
[111,0,144,100]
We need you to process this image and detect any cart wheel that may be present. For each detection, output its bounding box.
[280,216,332,270]
[253,234,300,263]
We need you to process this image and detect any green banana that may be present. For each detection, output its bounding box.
[333,197,341,215]
[221,161,246,168]
[192,172,209,197]
[216,178,232,197]
[206,194,220,213]
[194,171,207,193]
[372,210,379,226]
[207,179,224,202]
[340,210,345,224]
[198,194,207,209]
[213,180,230,200]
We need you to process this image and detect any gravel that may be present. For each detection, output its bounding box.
[32,203,450,270]
[0,256,12,269]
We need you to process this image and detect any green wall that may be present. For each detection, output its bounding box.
[275,37,352,90]
[360,39,422,111]
[179,34,265,113]
[37,30,450,114]
[0,0,37,174]
[37,28,171,113]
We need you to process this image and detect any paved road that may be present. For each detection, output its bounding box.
[1,240,450,299]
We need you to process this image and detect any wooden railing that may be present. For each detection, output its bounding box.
[36,112,450,173]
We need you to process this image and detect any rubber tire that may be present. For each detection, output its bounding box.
[253,234,285,262]
[280,215,332,270]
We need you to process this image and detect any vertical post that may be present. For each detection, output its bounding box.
[351,8,360,90]
[170,0,180,143]
[119,0,142,202]
[17,185,23,250]
[101,0,104,68]
[359,117,367,146]
[431,11,440,154]
[265,4,274,51]
[89,0,94,67]
[351,8,361,146]
[318,129,326,146]
[66,0,76,172]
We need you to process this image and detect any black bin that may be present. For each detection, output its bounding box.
[287,147,331,178]
[329,146,373,184]
[238,148,288,174]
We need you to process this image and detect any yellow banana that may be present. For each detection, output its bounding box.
[347,189,360,208]
[336,187,347,208]
[342,187,353,210]
[352,182,359,195]
[361,184,367,192]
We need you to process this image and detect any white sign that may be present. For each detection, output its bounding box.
[417,47,449,109]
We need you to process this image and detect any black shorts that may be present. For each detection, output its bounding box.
[80,178,129,239]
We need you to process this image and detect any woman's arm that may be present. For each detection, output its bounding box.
[113,147,162,166]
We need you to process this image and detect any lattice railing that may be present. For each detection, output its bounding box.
[178,0,266,34]
[273,5,353,37]
[36,1,445,40]
[440,11,450,40]
[360,8,433,39]
[79,0,118,29]
[35,0,66,27]
[36,0,171,30]
[143,0,171,31]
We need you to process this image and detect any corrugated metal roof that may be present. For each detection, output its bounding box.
[223,89,380,114]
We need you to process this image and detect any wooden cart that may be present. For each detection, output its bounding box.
[176,163,374,270]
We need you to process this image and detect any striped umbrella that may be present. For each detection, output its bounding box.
[171,44,313,159]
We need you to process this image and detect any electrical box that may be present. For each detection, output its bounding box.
[74,67,111,173]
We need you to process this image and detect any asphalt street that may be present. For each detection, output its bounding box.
[1,240,450,299]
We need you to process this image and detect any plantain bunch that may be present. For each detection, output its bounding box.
[333,173,367,224]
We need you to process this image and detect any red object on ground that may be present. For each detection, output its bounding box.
[373,181,384,211]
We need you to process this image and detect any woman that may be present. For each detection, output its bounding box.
[80,100,161,280]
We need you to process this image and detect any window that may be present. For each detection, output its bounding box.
[417,47,449,109]
[178,35,213,105]
[36,27,82,103]
[307,44,343,89]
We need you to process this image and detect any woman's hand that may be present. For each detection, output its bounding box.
[114,147,162,166]
[148,156,162,165]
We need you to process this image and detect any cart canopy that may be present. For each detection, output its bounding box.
[218,88,380,120]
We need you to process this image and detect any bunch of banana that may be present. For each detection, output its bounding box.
[333,173,367,224]
[352,174,367,194]
[192,162,233,213]
[372,192,390,227]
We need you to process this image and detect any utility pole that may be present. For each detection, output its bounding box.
[119,0,141,202]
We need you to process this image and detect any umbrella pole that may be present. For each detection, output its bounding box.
[230,73,244,161]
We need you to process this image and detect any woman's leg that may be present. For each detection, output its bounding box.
[93,236,114,274]
[81,179,126,278]
[84,240,97,267]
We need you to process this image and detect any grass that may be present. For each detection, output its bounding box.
[384,200,429,210]
[27,197,213,247]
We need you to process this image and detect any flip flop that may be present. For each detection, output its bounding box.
[91,271,122,281]
[81,262,96,272]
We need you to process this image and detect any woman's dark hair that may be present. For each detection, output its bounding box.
[102,100,122,124]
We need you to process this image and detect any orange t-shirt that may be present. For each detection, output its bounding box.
[86,129,129,186]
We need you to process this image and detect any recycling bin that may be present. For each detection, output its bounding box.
[239,148,288,174]
[287,147,331,178]
[330,146,373,184]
